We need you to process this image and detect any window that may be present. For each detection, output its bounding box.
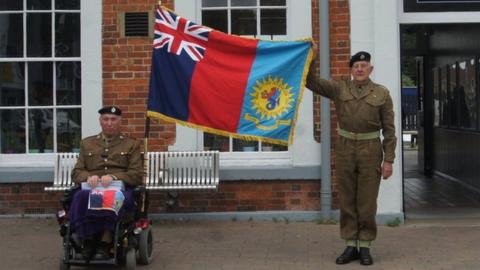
[439,65,448,127]
[0,0,81,154]
[202,0,286,37]
[448,63,458,128]
[201,0,287,153]
[433,67,440,127]
[458,60,477,129]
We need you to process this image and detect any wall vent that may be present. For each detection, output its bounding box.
[124,12,149,37]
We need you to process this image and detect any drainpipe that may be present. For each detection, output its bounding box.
[319,0,332,220]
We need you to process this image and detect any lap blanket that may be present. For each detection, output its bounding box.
[70,185,134,240]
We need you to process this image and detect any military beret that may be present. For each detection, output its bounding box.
[349,51,371,67]
[98,106,122,116]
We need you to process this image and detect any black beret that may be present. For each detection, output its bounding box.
[98,106,122,116]
[349,51,371,67]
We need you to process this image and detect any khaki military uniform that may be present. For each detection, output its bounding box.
[307,75,396,241]
[72,133,143,186]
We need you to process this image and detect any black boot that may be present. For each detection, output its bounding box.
[335,246,359,264]
[359,247,373,265]
[81,239,95,261]
[93,241,111,260]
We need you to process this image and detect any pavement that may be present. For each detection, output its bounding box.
[1,218,480,270]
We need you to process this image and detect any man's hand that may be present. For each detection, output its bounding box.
[310,40,318,57]
[100,174,114,187]
[87,175,100,187]
[382,162,393,180]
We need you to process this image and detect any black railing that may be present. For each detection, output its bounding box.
[402,87,418,131]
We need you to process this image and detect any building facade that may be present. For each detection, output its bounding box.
[4,0,451,222]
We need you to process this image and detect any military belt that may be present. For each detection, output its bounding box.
[338,128,380,141]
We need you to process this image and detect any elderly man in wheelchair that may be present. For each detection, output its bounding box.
[57,106,152,269]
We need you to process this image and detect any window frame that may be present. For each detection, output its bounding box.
[172,0,319,171]
[457,58,478,130]
[197,0,290,160]
[200,0,288,39]
[0,0,102,167]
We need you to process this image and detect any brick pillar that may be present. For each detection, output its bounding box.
[311,0,350,207]
[102,0,175,151]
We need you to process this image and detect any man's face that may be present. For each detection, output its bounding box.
[351,61,373,83]
[99,114,121,137]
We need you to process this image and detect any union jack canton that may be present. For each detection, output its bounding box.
[154,7,212,62]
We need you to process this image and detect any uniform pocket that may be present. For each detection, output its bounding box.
[365,94,385,107]
[363,93,386,123]
[85,152,98,170]
[338,90,355,102]
[112,152,129,167]
[338,91,355,117]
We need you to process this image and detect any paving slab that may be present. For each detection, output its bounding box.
[0,218,479,270]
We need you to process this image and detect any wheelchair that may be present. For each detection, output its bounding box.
[56,185,153,270]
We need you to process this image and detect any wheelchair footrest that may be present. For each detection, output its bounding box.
[66,258,117,266]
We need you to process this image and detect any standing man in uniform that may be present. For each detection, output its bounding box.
[70,106,143,260]
[307,51,397,265]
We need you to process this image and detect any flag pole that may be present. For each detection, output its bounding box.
[141,1,158,214]
[141,116,151,213]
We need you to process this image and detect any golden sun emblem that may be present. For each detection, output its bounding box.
[250,76,294,120]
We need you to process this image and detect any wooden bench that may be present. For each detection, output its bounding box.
[44,151,220,191]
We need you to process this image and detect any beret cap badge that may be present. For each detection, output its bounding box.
[349,51,371,67]
[98,106,122,116]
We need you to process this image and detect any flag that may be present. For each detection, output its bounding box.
[88,189,125,214]
[147,6,313,145]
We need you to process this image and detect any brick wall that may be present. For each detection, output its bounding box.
[150,180,321,213]
[0,181,320,215]
[103,0,175,151]
[0,0,349,216]
[0,183,63,215]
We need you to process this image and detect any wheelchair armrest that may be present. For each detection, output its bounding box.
[133,185,147,196]
[60,185,80,210]
[132,185,149,219]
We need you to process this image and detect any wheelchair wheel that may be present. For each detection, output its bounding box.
[59,225,72,270]
[125,248,136,270]
[137,227,153,265]
[59,251,70,270]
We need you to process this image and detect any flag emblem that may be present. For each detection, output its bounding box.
[251,76,294,120]
[154,7,212,61]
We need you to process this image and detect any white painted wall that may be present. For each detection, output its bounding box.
[350,0,403,215]
[398,1,480,23]
[82,0,103,137]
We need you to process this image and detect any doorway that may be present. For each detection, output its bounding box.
[400,24,480,219]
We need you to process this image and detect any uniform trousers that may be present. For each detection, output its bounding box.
[336,136,383,241]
